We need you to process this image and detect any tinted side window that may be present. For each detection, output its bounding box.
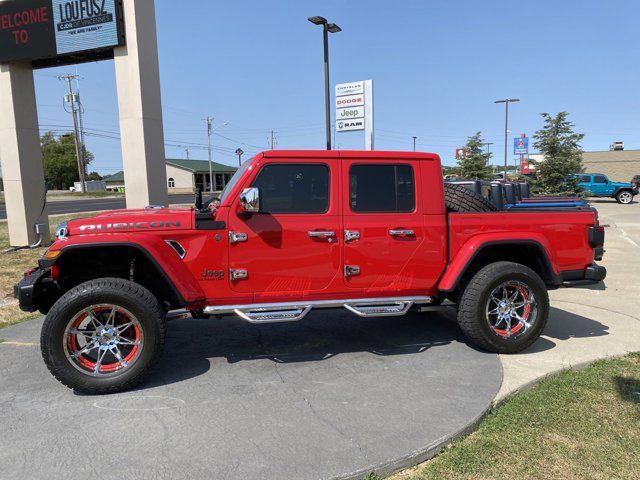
[349,164,415,213]
[578,175,591,183]
[594,175,607,184]
[251,164,329,213]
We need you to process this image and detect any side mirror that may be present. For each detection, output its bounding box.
[239,187,260,213]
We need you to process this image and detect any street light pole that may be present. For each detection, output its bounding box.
[494,98,519,178]
[308,16,341,151]
[412,136,417,152]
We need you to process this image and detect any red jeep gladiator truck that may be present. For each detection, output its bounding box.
[15,150,606,394]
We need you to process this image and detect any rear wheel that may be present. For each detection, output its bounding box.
[40,278,166,394]
[456,261,549,353]
[615,190,633,204]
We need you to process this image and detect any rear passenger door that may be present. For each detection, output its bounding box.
[340,160,432,295]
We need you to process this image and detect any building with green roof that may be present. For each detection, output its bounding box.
[103,159,238,193]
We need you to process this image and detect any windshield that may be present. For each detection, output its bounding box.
[220,160,251,204]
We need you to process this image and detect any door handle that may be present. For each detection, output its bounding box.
[308,230,336,240]
[389,229,415,237]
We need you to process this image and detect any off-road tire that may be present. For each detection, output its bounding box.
[40,278,166,394]
[615,190,634,204]
[457,261,549,353]
[444,183,497,213]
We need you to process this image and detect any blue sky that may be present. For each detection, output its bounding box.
[33,0,640,175]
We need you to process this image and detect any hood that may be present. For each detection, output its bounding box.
[64,208,194,236]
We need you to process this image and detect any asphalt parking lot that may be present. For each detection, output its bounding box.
[0,198,638,480]
[0,309,501,480]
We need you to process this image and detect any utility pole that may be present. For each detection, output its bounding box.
[494,98,520,178]
[235,148,244,167]
[205,116,213,193]
[412,136,417,152]
[59,74,86,193]
[270,130,276,150]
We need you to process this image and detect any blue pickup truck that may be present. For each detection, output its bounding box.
[572,173,638,204]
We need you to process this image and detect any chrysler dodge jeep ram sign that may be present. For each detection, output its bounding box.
[0,0,124,66]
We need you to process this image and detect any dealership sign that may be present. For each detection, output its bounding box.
[336,106,365,120]
[334,79,373,148]
[0,0,125,67]
[336,118,365,132]
[514,136,529,155]
[335,93,364,109]
[335,81,364,97]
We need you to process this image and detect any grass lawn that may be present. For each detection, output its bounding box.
[0,212,99,328]
[388,353,640,480]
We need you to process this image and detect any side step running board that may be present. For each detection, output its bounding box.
[344,300,414,317]
[234,305,312,324]
[203,296,432,323]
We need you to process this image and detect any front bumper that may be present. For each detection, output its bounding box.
[561,263,607,287]
[14,268,48,312]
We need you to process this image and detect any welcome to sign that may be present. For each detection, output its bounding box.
[0,0,124,66]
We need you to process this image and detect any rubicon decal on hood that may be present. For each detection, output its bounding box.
[79,221,182,231]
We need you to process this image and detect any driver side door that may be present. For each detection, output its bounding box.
[226,159,342,301]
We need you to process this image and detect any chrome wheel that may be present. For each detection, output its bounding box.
[618,191,633,204]
[63,304,144,377]
[485,281,538,339]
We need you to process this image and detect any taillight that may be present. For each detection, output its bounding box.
[588,225,605,261]
[589,225,605,247]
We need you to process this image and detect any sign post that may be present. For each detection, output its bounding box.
[334,79,374,150]
[514,134,531,175]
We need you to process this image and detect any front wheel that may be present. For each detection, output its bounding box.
[457,262,549,353]
[40,278,166,394]
[615,190,633,204]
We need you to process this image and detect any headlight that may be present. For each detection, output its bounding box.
[55,222,68,240]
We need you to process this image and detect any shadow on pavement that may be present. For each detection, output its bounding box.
[139,304,610,389]
[544,306,610,340]
[145,310,468,389]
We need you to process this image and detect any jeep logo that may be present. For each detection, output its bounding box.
[201,269,224,280]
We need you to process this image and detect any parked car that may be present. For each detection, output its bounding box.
[16,150,606,394]
[572,173,638,204]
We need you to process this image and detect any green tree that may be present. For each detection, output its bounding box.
[41,132,94,190]
[457,132,493,180]
[86,171,103,181]
[531,112,584,195]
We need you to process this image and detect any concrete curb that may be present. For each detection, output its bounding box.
[336,402,495,480]
[335,360,504,480]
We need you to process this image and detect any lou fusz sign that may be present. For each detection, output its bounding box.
[0,0,124,64]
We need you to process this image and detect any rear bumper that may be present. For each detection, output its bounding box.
[561,263,607,287]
